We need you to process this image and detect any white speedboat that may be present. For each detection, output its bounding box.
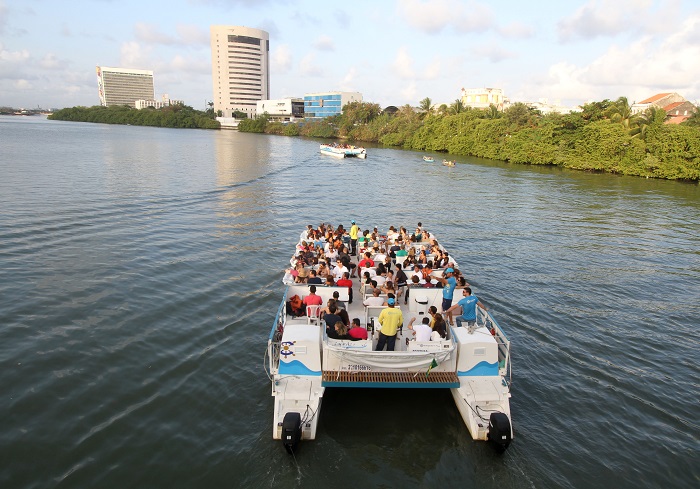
[266,226,513,454]
[320,143,367,159]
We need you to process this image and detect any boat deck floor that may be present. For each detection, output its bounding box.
[322,370,459,388]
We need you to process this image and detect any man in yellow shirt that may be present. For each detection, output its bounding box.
[349,220,359,256]
[376,298,403,351]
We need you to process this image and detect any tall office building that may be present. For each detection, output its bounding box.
[96,66,155,107]
[210,25,269,118]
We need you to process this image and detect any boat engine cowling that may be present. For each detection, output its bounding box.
[487,412,512,452]
[282,412,302,454]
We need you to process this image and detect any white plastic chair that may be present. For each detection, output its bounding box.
[307,305,321,325]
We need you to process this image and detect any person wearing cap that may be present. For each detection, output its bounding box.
[435,267,457,324]
[375,297,403,351]
[349,220,359,256]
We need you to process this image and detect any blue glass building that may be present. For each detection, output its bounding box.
[303,92,362,119]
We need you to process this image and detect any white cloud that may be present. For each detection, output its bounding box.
[557,0,683,43]
[0,43,30,62]
[272,44,292,74]
[300,52,322,77]
[313,35,335,51]
[339,67,357,91]
[526,13,700,106]
[392,47,415,79]
[398,0,494,35]
[119,41,152,68]
[134,23,208,46]
[39,53,61,69]
[15,79,31,89]
[400,81,418,102]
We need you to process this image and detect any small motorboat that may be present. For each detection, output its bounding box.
[443,159,456,167]
[423,156,434,162]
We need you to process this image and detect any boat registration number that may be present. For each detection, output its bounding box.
[348,364,372,371]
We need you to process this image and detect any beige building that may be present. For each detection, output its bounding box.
[460,87,504,110]
[97,66,155,107]
[210,25,269,118]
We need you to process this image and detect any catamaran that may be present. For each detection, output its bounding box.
[265,225,513,454]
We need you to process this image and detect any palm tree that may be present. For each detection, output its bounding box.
[418,97,435,116]
[631,106,666,140]
[484,103,501,119]
[449,99,464,115]
[606,96,636,131]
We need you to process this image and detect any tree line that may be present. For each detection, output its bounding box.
[239,97,700,181]
[48,104,220,129]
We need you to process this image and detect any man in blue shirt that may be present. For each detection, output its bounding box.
[435,267,457,317]
[446,287,487,334]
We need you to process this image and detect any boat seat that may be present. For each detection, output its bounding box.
[306,305,321,325]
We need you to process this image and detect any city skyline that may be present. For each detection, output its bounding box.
[1,0,699,110]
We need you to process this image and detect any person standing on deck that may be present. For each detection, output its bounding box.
[349,220,359,256]
[375,298,403,351]
[446,287,487,334]
[435,267,457,324]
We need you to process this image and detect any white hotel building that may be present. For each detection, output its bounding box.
[97,66,155,107]
[210,25,270,118]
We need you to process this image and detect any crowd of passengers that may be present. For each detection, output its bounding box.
[286,221,480,346]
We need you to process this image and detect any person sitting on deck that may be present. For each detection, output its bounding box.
[333,259,349,281]
[336,272,353,304]
[317,261,330,278]
[445,287,487,334]
[408,316,432,342]
[381,280,396,297]
[327,321,352,340]
[394,263,408,302]
[358,252,375,270]
[325,275,335,287]
[348,318,368,340]
[331,291,346,311]
[323,304,343,334]
[307,269,323,285]
[431,313,448,341]
[338,246,357,277]
[375,298,403,352]
[303,285,323,310]
[363,288,385,307]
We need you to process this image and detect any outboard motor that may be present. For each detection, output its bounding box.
[282,412,302,454]
[487,412,512,452]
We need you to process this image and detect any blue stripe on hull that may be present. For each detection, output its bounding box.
[279,360,322,376]
[458,361,499,376]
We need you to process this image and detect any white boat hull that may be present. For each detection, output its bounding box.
[268,228,513,452]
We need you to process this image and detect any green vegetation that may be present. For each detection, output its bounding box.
[237,98,700,181]
[48,104,220,129]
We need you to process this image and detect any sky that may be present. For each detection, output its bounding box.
[1,0,699,111]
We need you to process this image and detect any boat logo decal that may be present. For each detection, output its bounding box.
[281,341,296,357]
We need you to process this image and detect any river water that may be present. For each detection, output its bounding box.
[1,115,698,489]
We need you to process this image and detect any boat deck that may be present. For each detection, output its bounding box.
[322,370,459,388]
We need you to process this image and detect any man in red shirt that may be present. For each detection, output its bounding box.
[348,318,368,340]
[336,272,354,304]
[357,251,375,269]
[303,285,323,316]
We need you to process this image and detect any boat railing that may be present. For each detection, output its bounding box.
[267,296,288,377]
[478,308,511,385]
